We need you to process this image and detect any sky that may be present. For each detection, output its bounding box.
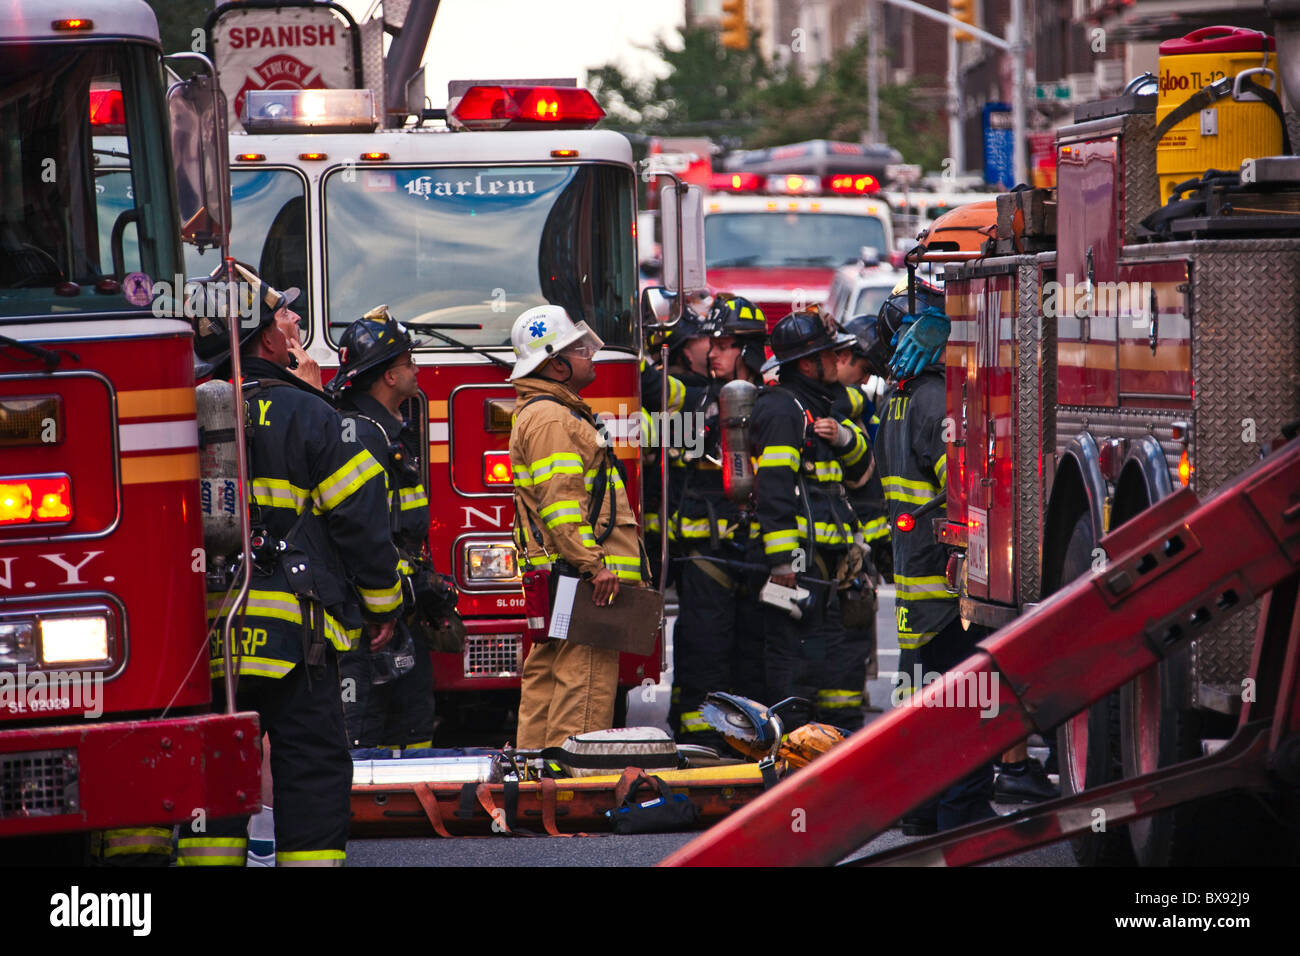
[339,0,685,105]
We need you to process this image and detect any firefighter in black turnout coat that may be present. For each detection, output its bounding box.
[751,310,874,729]
[181,267,402,866]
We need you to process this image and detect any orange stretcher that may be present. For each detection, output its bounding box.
[350,764,771,837]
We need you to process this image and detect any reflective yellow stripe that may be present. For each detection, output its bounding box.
[520,452,584,487]
[814,461,844,481]
[847,388,864,418]
[758,445,801,470]
[583,467,625,491]
[898,630,939,650]
[862,516,890,542]
[896,574,950,600]
[667,376,686,414]
[176,837,247,867]
[276,849,345,866]
[644,513,661,534]
[251,477,310,511]
[679,710,709,733]
[98,827,173,857]
[578,523,597,547]
[838,422,868,467]
[669,517,730,540]
[210,656,297,680]
[399,485,428,510]
[405,740,433,750]
[313,450,385,512]
[817,689,864,708]
[358,580,403,615]
[935,454,947,486]
[540,499,583,527]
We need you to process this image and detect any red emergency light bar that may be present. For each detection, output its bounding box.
[828,173,880,195]
[52,18,93,31]
[449,86,605,131]
[710,172,763,192]
[89,88,125,127]
[483,451,513,486]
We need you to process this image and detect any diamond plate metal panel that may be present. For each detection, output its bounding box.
[1121,113,1158,245]
[1016,260,1047,606]
[1059,239,1300,692]
[361,16,386,123]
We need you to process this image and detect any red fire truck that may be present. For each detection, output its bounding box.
[200,1,657,733]
[0,1,260,849]
[703,140,897,326]
[927,88,1300,864]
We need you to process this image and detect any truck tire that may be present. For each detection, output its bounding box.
[1052,513,1136,866]
[1120,644,1298,865]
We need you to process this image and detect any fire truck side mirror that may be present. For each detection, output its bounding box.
[660,181,707,297]
[640,287,675,326]
[166,67,231,252]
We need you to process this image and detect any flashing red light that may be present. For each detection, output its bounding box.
[53,18,93,31]
[298,152,328,161]
[360,151,389,161]
[0,476,72,526]
[450,86,605,131]
[236,153,266,162]
[89,88,125,127]
[710,172,762,192]
[483,451,513,486]
[828,173,880,195]
[895,512,915,533]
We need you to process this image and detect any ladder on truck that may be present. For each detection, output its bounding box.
[663,434,1300,866]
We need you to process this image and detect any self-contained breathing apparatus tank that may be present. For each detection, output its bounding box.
[196,379,242,556]
[719,379,757,504]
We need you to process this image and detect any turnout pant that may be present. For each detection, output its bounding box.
[516,639,619,749]
[670,545,751,749]
[762,550,868,729]
[902,619,995,831]
[340,622,437,749]
[177,651,352,866]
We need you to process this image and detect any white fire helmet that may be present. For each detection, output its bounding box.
[508,305,604,381]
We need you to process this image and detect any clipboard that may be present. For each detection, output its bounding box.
[547,575,663,656]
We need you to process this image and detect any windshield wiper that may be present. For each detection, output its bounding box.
[0,333,79,371]
[709,255,761,268]
[404,321,513,370]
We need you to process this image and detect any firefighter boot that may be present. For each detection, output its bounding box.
[993,759,1060,804]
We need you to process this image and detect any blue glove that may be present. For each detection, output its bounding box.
[889,306,950,378]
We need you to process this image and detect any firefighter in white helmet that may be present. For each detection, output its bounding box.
[508,305,643,747]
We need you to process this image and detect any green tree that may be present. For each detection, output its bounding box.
[144,0,213,55]
[591,26,949,173]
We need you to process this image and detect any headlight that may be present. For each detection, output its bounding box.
[0,622,36,666]
[40,616,110,665]
[465,544,519,581]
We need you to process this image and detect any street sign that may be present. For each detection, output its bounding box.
[983,103,1014,189]
[1033,83,1071,102]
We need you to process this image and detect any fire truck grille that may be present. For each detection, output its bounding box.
[463,635,523,678]
[0,749,79,818]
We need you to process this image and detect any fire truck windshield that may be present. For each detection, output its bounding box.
[0,43,179,317]
[323,164,637,350]
[705,212,887,270]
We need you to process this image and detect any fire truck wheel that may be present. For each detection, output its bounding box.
[1052,512,1136,867]
[1118,659,1288,864]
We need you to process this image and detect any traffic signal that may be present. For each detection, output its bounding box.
[950,0,975,42]
[720,0,748,51]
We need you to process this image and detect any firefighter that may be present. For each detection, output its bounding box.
[835,314,892,578]
[664,296,766,747]
[179,264,402,866]
[328,307,448,754]
[873,282,997,832]
[508,305,642,748]
[751,310,874,729]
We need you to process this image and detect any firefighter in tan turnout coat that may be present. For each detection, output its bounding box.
[508,305,642,748]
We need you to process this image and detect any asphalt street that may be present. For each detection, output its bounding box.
[349,585,1076,866]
